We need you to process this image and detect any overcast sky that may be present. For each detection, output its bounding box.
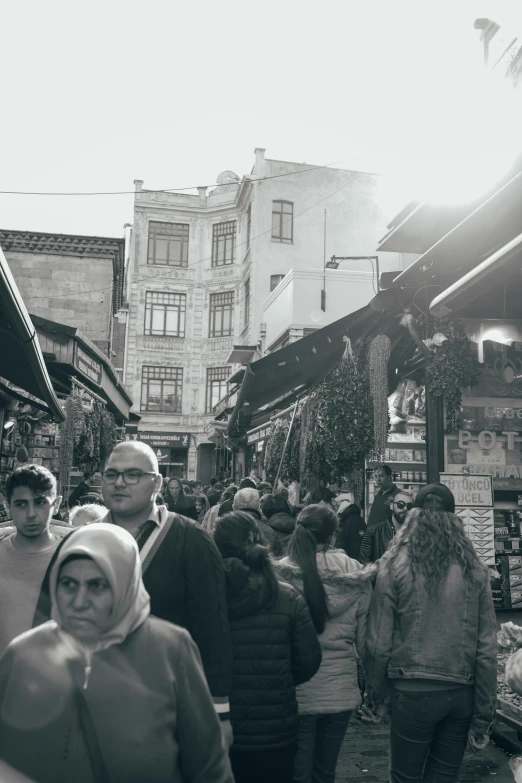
[1,0,521,238]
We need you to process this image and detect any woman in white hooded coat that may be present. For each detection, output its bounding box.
[275,504,373,783]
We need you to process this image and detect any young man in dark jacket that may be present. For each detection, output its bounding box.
[360,491,414,563]
[335,503,365,561]
[367,465,399,527]
[33,441,234,747]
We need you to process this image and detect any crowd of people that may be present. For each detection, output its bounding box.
[0,454,499,783]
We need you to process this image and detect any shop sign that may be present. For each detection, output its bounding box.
[461,405,522,433]
[74,345,102,386]
[439,473,493,507]
[126,431,190,449]
[247,426,270,445]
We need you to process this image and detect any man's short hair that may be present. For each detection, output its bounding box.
[374,464,392,477]
[233,488,260,511]
[213,483,224,493]
[258,482,272,492]
[210,477,218,487]
[6,464,57,503]
[239,477,257,490]
[392,489,414,503]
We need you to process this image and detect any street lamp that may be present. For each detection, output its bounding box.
[321,255,380,311]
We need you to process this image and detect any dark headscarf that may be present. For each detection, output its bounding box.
[414,483,455,513]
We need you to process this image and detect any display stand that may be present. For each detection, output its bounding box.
[439,473,495,565]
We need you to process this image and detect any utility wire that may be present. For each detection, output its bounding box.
[0,158,357,196]
[30,173,363,299]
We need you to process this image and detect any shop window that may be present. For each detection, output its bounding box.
[271,201,293,244]
[212,221,236,267]
[144,291,186,337]
[147,221,189,266]
[141,366,183,413]
[244,278,250,326]
[206,367,230,413]
[209,291,234,337]
[270,274,285,292]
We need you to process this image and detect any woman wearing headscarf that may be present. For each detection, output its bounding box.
[0,524,233,783]
[165,476,198,521]
[366,509,496,783]
[414,482,455,512]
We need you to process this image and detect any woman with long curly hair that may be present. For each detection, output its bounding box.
[366,508,497,783]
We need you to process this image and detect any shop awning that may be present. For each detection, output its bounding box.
[430,230,522,318]
[30,315,133,422]
[0,245,65,421]
[392,169,522,290]
[227,304,376,437]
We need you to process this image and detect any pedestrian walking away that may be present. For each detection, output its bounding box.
[335,503,365,561]
[276,503,374,783]
[365,507,497,783]
[33,441,234,749]
[0,523,233,783]
[214,511,321,783]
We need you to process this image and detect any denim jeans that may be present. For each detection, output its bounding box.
[390,686,474,783]
[293,711,352,783]
[230,745,296,783]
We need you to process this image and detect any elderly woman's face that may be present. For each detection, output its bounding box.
[423,493,445,510]
[56,558,114,643]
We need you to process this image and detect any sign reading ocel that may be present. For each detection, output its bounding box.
[439,473,493,508]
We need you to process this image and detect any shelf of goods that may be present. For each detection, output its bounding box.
[493,508,522,610]
[365,420,427,523]
[497,631,522,737]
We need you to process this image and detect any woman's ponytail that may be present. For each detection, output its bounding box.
[287,503,338,634]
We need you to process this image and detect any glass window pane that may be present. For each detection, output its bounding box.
[169,239,181,262]
[147,382,162,408]
[155,239,168,261]
[282,219,292,240]
[271,211,280,235]
[151,307,164,334]
[283,203,293,215]
[165,308,179,335]
[179,310,186,337]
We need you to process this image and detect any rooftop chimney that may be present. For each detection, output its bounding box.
[198,186,207,205]
[134,179,143,193]
[254,147,266,176]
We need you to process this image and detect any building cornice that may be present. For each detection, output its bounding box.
[0,229,125,312]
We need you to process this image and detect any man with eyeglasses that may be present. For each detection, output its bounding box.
[360,490,414,564]
[33,441,234,748]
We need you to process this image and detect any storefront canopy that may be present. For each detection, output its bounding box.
[31,315,133,422]
[0,246,65,421]
[392,168,522,290]
[227,304,377,437]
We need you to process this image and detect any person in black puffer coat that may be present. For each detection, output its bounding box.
[335,503,366,561]
[261,493,296,555]
[214,511,322,783]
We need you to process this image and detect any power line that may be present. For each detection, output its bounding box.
[29,172,363,299]
[0,158,357,196]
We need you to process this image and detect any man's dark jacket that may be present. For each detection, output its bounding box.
[33,512,233,702]
[359,519,395,564]
[367,484,399,528]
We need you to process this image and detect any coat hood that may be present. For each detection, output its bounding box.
[50,523,150,651]
[275,550,375,619]
[222,556,276,619]
[414,483,455,513]
[268,511,296,535]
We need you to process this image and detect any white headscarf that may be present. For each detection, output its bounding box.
[50,523,150,651]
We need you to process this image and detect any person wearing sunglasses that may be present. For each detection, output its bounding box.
[359,491,414,564]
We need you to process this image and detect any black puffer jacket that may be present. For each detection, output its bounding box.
[267,511,296,555]
[223,557,321,750]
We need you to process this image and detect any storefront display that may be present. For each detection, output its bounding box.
[440,473,495,565]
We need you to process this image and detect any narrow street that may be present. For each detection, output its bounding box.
[337,719,515,783]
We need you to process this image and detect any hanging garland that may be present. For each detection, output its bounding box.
[369,335,391,459]
[425,316,481,433]
[264,418,289,483]
[59,395,75,494]
[302,338,374,493]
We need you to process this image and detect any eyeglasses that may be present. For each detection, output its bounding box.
[395,501,414,510]
[102,469,157,485]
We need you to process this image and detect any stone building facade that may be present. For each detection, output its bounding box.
[0,229,126,373]
[125,149,403,481]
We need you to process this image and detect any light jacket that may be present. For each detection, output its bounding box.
[365,552,497,735]
[276,550,374,715]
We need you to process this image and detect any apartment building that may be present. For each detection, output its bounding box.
[125,149,402,481]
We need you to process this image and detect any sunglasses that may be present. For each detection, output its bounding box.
[395,501,414,510]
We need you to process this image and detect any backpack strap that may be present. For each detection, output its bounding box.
[141,512,175,575]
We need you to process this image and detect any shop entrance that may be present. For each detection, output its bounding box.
[154,447,188,480]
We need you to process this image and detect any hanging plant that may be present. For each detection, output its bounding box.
[264,418,289,483]
[280,404,302,484]
[425,317,481,433]
[59,395,75,495]
[369,335,391,459]
[303,338,374,489]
